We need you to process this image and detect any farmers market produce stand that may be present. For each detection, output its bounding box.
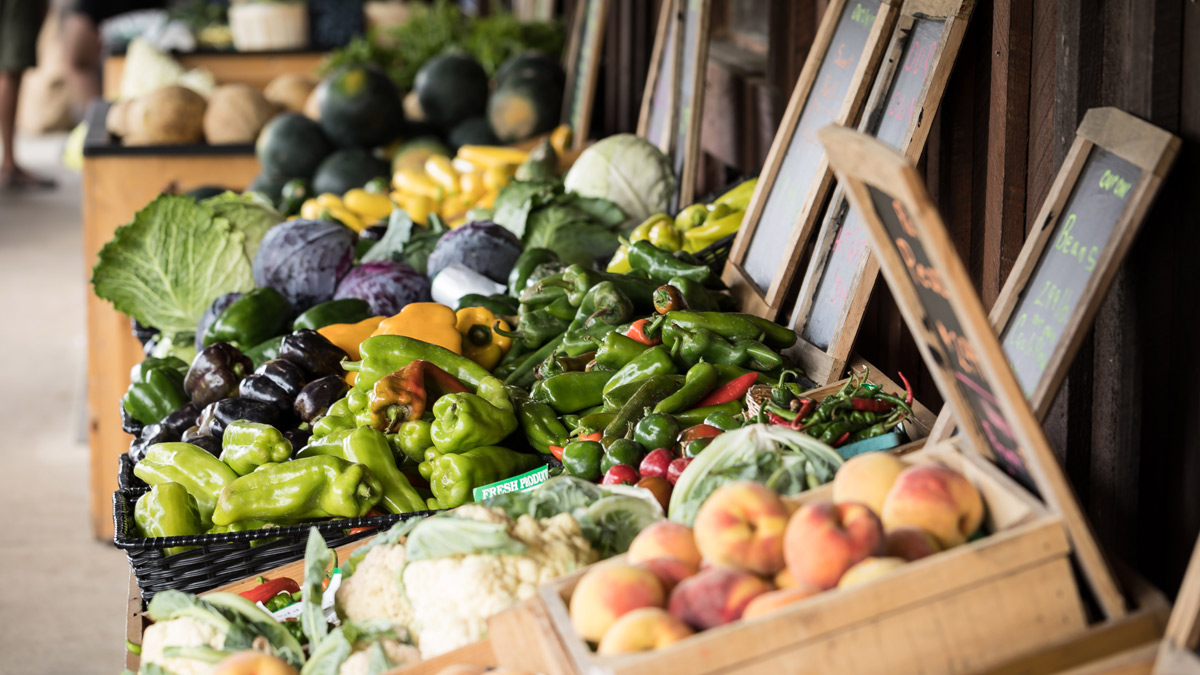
[723,0,898,319]
[927,107,1181,440]
[83,101,260,539]
[102,49,325,99]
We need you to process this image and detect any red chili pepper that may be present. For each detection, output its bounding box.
[239,577,300,604]
[795,398,816,421]
[898,371,913,406]
[549,444,564,461]
[850,397,895,412]
[696,372,758,407]
[767,412,804,431]
[834,431,851,447]
[580,431,603,443]
[678,424,722,443]
[347,509,386,535]
[625,319,662,346]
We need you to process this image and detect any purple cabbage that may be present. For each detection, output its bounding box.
[253,219,355,311]
[334,260,432,316]
[426,220,523,283]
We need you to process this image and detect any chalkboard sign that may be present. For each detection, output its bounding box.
[927,107,1180,442]
[819,124,1126,621]
[724,0,894,316]
[785,2,973,385]
[670,0,712,209]
[562,0,610,150]
[639,0,681,154]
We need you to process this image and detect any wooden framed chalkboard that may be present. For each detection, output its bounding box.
[561,0,611,151]
[721,0,899,318]
[927,108,1180,441]
[638,0,681,154]
[785,0,974,385]
[819,123,1126,621]
[670,0,713,209]
[1157,537,1200,672]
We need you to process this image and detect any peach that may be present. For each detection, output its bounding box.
[636,556,698,595]
[596,607,695,654]
[693,481,790,575]
[773,567,798,589]
[213,652,298,675]
[627,521,703,569]
[667,566,773,630]
[885,525,940,561]
[570,564,665,642]
[432,668,486,675]
[784,500,885,590]
[832,452,906,514]
[881,465,984,548]
[741,584,823,620]
[837,556,907,589]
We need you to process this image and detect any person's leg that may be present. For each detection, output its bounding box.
[0,68,21,173]
[0,0,53,189]
[62,9,102,112]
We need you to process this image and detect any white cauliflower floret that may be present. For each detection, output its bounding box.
[335,543,412,626]
[403,510,596,657]
[337,639,423,675]
[140,616,225,675]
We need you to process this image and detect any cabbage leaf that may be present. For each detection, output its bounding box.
[91,194,255,337]
[203,191,284,262]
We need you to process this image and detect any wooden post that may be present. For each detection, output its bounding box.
[562,0,611,148]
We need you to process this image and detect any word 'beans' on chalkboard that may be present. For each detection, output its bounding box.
[865,185,1034,490]
[797,18,944,351]
[739,0,883,294]
[999,147,1140,396]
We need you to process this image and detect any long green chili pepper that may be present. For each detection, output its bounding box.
[503,335,565,388]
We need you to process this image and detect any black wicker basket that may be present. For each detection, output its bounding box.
[695,233,735,273]
[115,488,434,602]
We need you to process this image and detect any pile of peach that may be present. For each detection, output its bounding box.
[567,453,984,655]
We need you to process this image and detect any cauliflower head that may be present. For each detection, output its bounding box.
[335,543,412,627]
[337,638,422,675]
[140,616,226,675]
[402,506,596,658]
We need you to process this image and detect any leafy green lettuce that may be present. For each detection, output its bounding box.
[202,191,284,262]
[91,194,256,337]
[492,180,624,267]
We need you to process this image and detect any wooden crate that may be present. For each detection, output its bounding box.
[102,50,325,99]
[83,101,260,540]
[494,440,1091,675]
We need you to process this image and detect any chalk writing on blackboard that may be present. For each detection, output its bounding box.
[866,184,1035,490]
[800,17,943,349]
[999,147,1140,396]
[740,0,883,293]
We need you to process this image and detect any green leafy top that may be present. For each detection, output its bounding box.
[202,191,284,263]
[91,194,256,337]
[492,180,625,267]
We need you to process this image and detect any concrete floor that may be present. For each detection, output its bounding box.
[0,134,130,674]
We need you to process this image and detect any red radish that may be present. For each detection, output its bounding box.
[602,464,639,486]
[640,448,674,478]
[667,457,693,485]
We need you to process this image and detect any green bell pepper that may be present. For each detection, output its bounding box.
[243,336,284,369]
[204,287,293,349]
[601,438,644,473]
[342,427,426,513]
[634,412,681,451]
[211,455,383,526]
[295,429,353,459]
[602,345,677,395]
[122,360,189,425]
[518,400,569,455]
[539,371,615,414]
[344,334,492,393]
[134,482,203,555]
[311,413,356,439]
[562,440,604,481]
[427,445,541,509]
[219,421,293,475]
[431,377,518,453]
[133,442,239,527]
[392,419,433,463]
[292,299,374,331]
[456,293,520,317]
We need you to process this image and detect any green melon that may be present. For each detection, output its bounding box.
[312,147,391,196]
[390,136,451,174]
[448,116,500,150]
[488,74,564,144]
[414,53,489,132]
[494,51,565,90]
[247,168,289,203]
[255,113,333,179]
[316,65,405,149]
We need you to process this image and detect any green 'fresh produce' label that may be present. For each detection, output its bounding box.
[473,465,550,501]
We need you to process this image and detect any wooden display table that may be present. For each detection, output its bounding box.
[83,101,260,540]
[102,49,324,98]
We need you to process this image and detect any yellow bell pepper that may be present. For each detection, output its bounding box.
[371,303,463,354]
[319,316,386,362]
[455,308,512,370]
[457,145,529,169]
[606,244,632,273]
[343,188,394,223]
